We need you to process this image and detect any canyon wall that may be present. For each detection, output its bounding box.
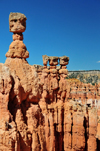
[0,12,100,151]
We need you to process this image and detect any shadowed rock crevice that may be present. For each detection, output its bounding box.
[84,116,88,151]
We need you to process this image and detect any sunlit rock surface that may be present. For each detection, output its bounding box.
[0,12,100,151]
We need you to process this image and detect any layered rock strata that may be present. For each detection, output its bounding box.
[0,12,100,151]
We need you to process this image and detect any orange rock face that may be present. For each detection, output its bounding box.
[0,12,100,151]
[6,40,29,59]
[9,12,27,33]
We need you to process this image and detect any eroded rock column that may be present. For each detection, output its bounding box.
[72,105,85,151]
[88,107,97,151]
[64,102,72,151]
[6,12,29,59]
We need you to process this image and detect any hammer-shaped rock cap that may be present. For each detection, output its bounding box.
[9,12,27,33]
[9,12,27,21]
[42,55,49,66]
[49,56,59,66]
[59,56,69,66]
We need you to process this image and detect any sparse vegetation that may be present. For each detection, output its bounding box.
[67,71,99,85]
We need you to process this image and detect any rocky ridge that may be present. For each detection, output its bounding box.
[0,12,100,151]
[68,70,100,85]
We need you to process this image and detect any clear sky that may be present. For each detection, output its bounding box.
[0,0,100,71]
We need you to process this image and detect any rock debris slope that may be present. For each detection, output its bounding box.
[0,12,100,151]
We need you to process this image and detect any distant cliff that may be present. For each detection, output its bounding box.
[68,70,100,84]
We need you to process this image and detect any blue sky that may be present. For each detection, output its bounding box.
[0,0,100,71]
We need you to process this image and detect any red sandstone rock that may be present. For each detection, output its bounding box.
[49,56,58,66]
[42,55,49,67]
[72,105,85,151]
[59,56,69,66]
[0,12,100,151]
[88,108,97,151]
[9,12,27,33]
[5,58,41,103]
[6,40,29,59]
[64,102,72,151]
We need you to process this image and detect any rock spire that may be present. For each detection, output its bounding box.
[6,12,29,59]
